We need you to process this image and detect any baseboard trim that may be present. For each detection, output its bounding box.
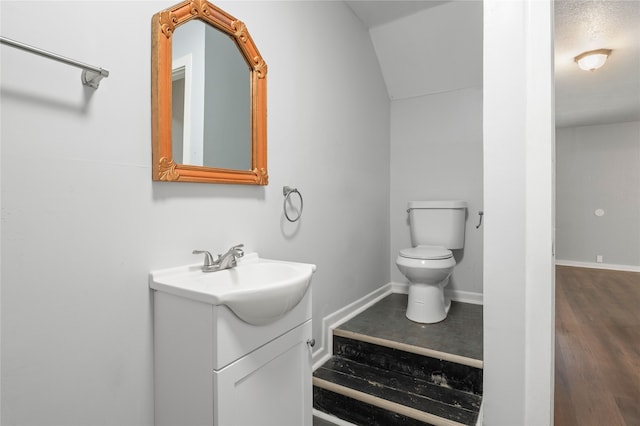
[556,259,640,273]
[312,284,395,369]
[312,409,357,426]
[391,282,484,305]
[312,282,484,369]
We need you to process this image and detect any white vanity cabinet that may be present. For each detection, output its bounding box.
[152,289,313,426]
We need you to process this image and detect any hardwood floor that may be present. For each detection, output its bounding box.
[555,266,640,426]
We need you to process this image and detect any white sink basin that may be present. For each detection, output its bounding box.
[150,253,316,325]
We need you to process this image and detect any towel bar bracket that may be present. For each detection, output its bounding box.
[81,69,109,89]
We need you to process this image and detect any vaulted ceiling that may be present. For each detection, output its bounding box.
[346,0,640,128]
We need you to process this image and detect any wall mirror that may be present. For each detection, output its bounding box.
[151,0,268,184]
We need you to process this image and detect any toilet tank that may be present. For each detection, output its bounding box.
[408,201,467,249]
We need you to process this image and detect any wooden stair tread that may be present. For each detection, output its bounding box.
[333,335,483,395]
[335,296,483,363]
[312,294,484,426]
[314,385,442,426]
[314,357,480,425]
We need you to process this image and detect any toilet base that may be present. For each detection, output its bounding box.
[406,282,451,324]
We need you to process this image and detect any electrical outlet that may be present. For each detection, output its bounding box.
[596,255,603,263]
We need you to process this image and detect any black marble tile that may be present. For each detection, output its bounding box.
[315,358,480,423]
[314,386,436,426]
[337,294,483,361]
[333,336,483,395]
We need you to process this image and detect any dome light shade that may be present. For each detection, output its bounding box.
[574,49,612,71]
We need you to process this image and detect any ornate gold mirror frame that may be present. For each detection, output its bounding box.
[151,0,268,184]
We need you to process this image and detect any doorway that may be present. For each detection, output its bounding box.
[553,1,640,424]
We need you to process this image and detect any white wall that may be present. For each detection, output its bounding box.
[484,0,555,424]
[369,1,484,297]
[556,121,640,268]
[390,88,484,296]
[0,1,390,424]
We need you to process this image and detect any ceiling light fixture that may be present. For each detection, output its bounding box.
[574,49,612,71]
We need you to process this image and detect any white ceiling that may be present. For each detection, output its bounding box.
[346,0,640,128]
[345,1,448,27]
[555,0,640,127]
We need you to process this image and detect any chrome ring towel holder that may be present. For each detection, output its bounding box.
[283,186,303,222]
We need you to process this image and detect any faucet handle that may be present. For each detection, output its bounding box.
[192,250,215,267]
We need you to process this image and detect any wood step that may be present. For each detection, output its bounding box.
[313,295,483,425]
[314,357,481,425]
[333,334,483,395]
[335,295,483,366]
[314,382,443,426]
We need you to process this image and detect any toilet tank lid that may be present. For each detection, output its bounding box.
[408,200,467,209]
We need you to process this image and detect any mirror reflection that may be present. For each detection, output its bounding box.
[171,20,251,170]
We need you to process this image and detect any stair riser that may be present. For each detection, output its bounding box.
[315,358,481,415]
[314,386,436,426]
[334,335,483,395]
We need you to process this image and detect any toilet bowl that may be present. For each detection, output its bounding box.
[397,200,466,323]
[396,245,456,323]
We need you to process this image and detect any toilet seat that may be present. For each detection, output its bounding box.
[399,245,452,260]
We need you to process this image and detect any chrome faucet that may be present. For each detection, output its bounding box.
[193,244,245,272]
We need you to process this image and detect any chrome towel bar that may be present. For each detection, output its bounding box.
[0,36,110,89]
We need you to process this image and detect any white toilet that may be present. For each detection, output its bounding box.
[396,200,467,324]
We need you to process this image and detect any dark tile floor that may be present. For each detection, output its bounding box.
[336,293,483,361]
